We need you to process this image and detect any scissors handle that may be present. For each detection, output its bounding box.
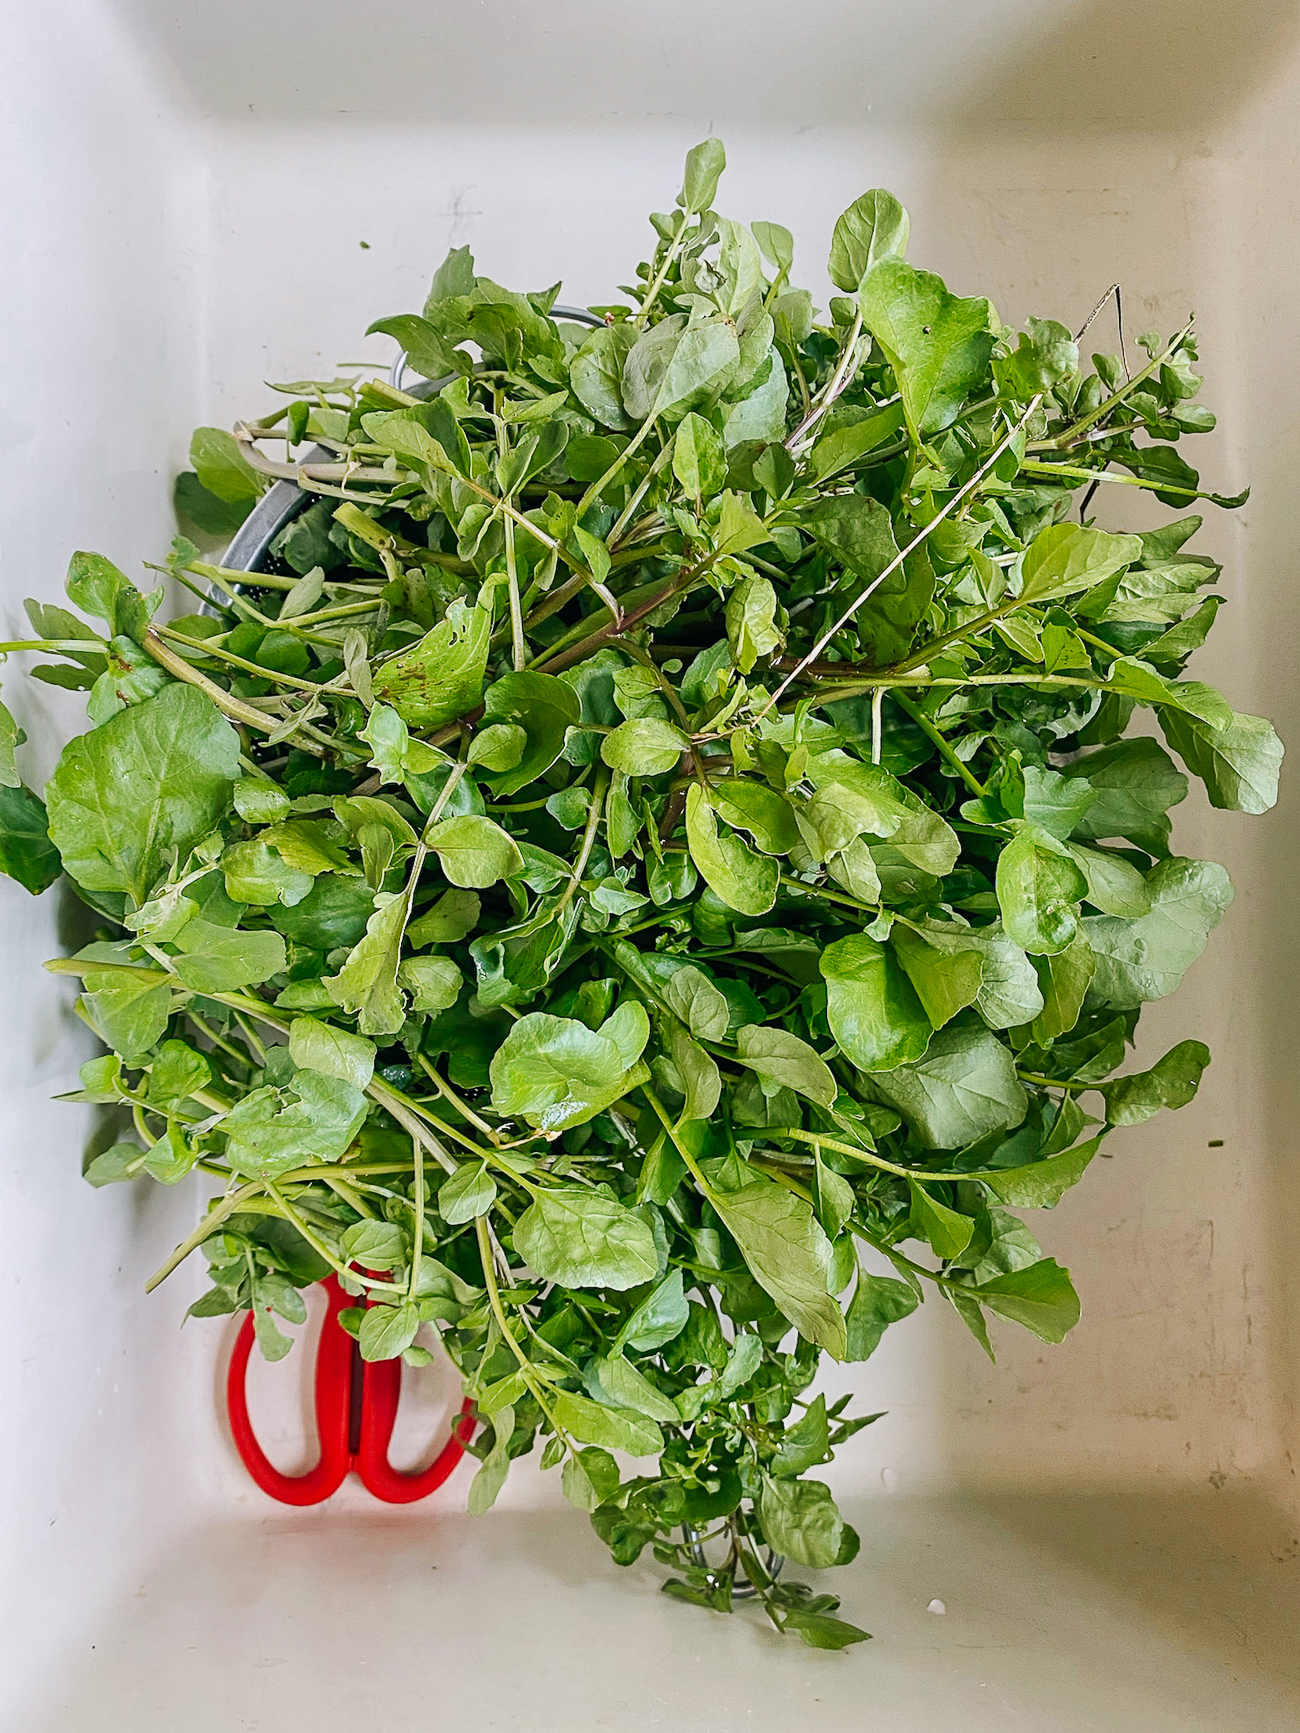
[226,1274,475,1505]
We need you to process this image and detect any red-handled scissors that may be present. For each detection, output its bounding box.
[227,1273,476,1505]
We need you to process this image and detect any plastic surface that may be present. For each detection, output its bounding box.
[226,1275,475,1505]
[5,0,1300,1726]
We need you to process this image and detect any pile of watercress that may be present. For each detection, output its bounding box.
[0,140,1280,1649]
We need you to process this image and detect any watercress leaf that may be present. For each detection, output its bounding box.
[821,933,932,1071]
[681,136,726,213]
[985,1136,1101,1209]
[170,920,287,993]
[1099,1040,1210,1126]
[976,1258,1080,1343]
[478,671,580,796]
[491,1007,650,1133]
[396,955,462,1013]
[513,1185,662,1296]
[358,1299,422,1362]
[467,1406,516,1515]
[424,814,523,889]
[551,1389,663,1457]
[324,894,410,1037]
[601,718,688,777]
[968,925,1044,1030]
[667,1025,722,1122]
[146,1039,211,1108]
[592,1353,680,1424]
[828,189,909,293]
[867,1017,1028,1150]
[710,780,798,856]
[0,784,62,894]
[1159,706,1283,814]
[46,683,239,904]
[81,969,171,1062]
[891,923,984,1029]
[288,1015,376,1089]
[1063,842,1151,917]
[570,325,637,431]
[769,1393,831,1476]
[735,1025,837,1108]
[221,1070,368,1179]
[673,412,727,500]
[684,785,778,916]
[845,1269,919,1360]
[1084,856,1232,1008]
[907,1179,974,1260]
[805,495,931,667]
[725,572,781,672]
[759,1475,845,1568]
[614,1269,689,1354]
[189,427,261,503]
[707,1175,846,1358]
[340,1220,407,1269]
[438,1160,497,1224]
[372,599,492,730]
[407,888,480,947]
[1031,930,1096,1042]
[1018,524,1142,605]
[859,259,993,437]
[996,822,1089,955]
[661,966,730,1042]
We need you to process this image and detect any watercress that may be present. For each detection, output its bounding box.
[1,138,1279,1649]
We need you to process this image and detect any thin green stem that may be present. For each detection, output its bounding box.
[891,690,988,797]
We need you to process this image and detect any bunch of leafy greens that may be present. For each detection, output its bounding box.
[0,139,1279,1650]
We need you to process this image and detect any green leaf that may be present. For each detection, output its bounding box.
[170,920,286,993]
[996,822,1089,956]
[707,1174,846,1358]
[845,1269,919,1360]
[806,403,905,482]
[174,471,252,536]
[969,925,1044,1029]
[372,599,491,730]
[759,1475,845,1568]
[659,964,730,1042]
[1064,842,1151,918]
[985,1137,1101,1209]
[467,1406,516,1515]
[190,427,261,503]
[892,923,984,1029]
[365,313,461,381]
[437,1160,497,1224]
[821,933,932,1072]
[46,683,239,905]
[288,1015,376,1089]
[976,1258,1080,1343]
[867,1017,1028,1150]
[592,1353,680,1424]
[570,325,637,431]
[81,968,171,1063]
[424,814,523,888]
[514,1183,658,1292]
[551,1389,663,1457]
[407,887,480,947]
[478,671,580,796]
[673,413,727,501]
[220,1069,368,1180]
[999,317,1079,394]
[805,495,931,667]
[735,1025,837,1108]
[769,1393,831,1476]
[1018,524,1142,605]
[1159,707,1283,814]
[613,1269,689,1354]
[490,1005,650,1133]
[0,784,62,894]
[859,260,993,437]
[1065,738,1187,846]
[396,955,462,1013]
[1031,930,1096,1042]
[601,718,687,777]
[684,785,778,916]
[828,189,909,293]
[681,137,726,213]
[358,1299,421,1362]
[1100,1040,1209,1126]
[146,1039,211,1108]
[710,780,798,855]
[623,315,740,422]
[341,1220,407,1269]
[907,1178,974,1260]
[1084,856,1232,1008]
[324,894,410,1037]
